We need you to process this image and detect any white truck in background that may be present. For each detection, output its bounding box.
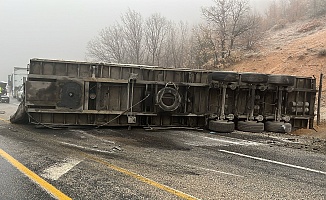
[8,67,28,100]
[0,81,10,103]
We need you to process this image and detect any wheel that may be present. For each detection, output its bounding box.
[265,121,292,133]
[240,73,268,84]
[268,75,296,86]
[209,120,235,133]
[237,121,264,133]
[208,71,239,82]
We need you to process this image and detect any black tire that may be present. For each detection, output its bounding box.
[209,120,235,133]
[208,71,239,82]
[265,121,292,133]
[268,75,296,86]
[240,73,268,84]
[155,87,181,112]
[237,121,264,133]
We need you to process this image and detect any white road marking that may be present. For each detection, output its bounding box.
[187,165,244,177]
[219,149,326,175]
[60,141,114,154]
[204,136,261,145]
[41,158,82,180]
[188,135,262,146]
[71,130,115,144]
[178,131,263,147]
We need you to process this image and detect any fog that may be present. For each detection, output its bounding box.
[0,0,269,81]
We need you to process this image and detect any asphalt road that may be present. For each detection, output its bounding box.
[0,154,55,200]
[0,100,325,199]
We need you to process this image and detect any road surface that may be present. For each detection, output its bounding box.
[0,99,325,199]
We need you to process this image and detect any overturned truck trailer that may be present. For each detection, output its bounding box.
[11,58,317,133]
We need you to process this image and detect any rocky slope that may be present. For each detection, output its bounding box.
[230,16,326,78]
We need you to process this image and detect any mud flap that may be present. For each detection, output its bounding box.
[10,101,29,124]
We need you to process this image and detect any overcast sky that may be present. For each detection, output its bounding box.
[0,0,269,81]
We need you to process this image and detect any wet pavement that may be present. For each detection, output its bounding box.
[0,99,326,199]
[0,155,55,200]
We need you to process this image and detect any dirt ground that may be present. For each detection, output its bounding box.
[291,121,326,139]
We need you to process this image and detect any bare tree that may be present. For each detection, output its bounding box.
[190,25,218,69]
[86,37,112,63]
[240,12,264,50]
[86,9,192,68]
[121,9,144,64]
[144,13,168,66]
[176,21,190,68]
[202,0,252,59]
[264,0,280,27]
[263,0,326,26]
[279,0,289,19]
[105,25,126,63]
[162,21,176,67]
[228,0,251,52]
[162,21,191,68]
[287,0,308,21]
[86,24,126,63]
[198,0,279,70]
[202,0,231,59]
[309,0,326,17]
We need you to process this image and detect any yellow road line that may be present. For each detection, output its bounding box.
[1,119,198,199]
[85,154,199,200]
[0,148,71,200]
[0,117,9,122]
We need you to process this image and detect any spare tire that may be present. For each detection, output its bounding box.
[268,75,296,86]
[155,87,181,112]
[208,71,239,82]
[240,73,268,84]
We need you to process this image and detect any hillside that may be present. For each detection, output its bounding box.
[230,16,326,78]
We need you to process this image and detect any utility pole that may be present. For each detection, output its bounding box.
[317,73,323,125]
